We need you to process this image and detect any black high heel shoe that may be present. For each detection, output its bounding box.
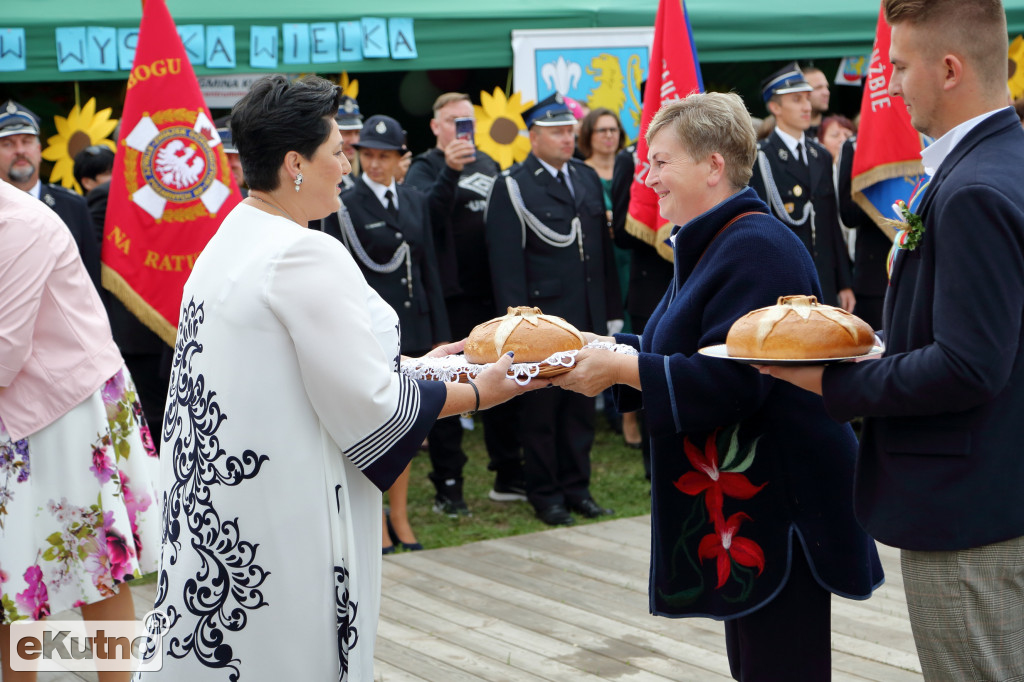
[385,508,423,551]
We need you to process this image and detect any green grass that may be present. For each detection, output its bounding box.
[397,414,652,551]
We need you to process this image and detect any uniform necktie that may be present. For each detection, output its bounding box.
[385,189,399,219]
[558,170,574,199]
[797,142,807,165]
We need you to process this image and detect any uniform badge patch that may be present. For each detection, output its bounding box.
[458,172,496,197]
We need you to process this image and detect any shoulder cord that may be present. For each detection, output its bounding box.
[756,149,817,249]
[336,202,413,298]
[505,175,585,261]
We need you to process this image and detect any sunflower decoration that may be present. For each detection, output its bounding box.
[340,71,359,99]
[474,87,533,170]
[41,97,117,195]
[1009,35,1024,101]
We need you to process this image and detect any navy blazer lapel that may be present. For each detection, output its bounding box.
[917,109,1019,218]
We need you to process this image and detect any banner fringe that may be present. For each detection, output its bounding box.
[851,159,924,195]
[625,214,675,263]
[851,159,923,238]
[102,264,176,347]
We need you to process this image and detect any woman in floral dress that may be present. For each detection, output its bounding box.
[0,179,161,682]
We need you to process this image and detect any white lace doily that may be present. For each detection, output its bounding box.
[401,341,639,386]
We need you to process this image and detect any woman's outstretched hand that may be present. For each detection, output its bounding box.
[475,352,549,410]
[549,348,625,397]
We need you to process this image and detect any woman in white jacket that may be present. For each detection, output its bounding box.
[136,75,541,681]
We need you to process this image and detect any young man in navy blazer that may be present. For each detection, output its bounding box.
[767,0,1024,677]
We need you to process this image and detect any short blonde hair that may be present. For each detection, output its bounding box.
[645,92,757,189]
[432,92,471,116]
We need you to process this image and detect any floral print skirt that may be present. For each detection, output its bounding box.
[0,366,162,624]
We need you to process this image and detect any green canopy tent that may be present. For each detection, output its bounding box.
[7,0,1024,84]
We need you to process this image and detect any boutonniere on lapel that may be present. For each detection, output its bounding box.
[884,178,930,281]
[889,198,925,251]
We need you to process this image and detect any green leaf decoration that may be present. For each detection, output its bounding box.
[718,425,741,470]
[657,584,704,608]
[727,435,762,474]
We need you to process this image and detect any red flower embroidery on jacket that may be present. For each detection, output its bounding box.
[698,512,766,589]
[673,431,765,522]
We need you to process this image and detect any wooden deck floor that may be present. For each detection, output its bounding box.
[37,516,922,681]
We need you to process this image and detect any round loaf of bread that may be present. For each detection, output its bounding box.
[726,295,875,359]
[464,306,585,364]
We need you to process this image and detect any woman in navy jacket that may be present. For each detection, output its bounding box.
[552,92,883,680]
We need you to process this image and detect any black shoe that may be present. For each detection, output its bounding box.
[430,475,472,518]
[536,504,575,526]
[569,498,614,519]
[489,478,528,502]
[382,544,396,555]
[385,509,423,550]
[433,494,472,518]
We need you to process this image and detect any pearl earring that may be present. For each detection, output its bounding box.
[294,172,303,192]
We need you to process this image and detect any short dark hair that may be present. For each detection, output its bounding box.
[230,75,342,192]
[577,108,625,159]
[883,0,1007,92]
[72,145,115,187]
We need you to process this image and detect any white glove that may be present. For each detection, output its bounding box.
[606,319,624,336]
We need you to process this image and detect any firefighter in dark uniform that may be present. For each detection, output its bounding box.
[332,114,449,356]
[749,64,855,311]
[0,100,101,291]
[485,93,622,526]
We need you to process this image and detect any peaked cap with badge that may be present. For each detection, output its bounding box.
[335,96,364,131]
[353,114,407,152]
[522,93,577,129]
[760,62,814,103]
[0,100,41,138]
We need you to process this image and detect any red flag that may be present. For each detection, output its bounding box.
[103,0,241,345]
[626,0,703,262]
[851,3,927,238]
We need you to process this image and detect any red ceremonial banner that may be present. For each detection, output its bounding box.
[850,3,927,238]
[102,0,241,345]
[625,0,704,262]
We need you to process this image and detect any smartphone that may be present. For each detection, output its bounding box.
[454,117,475,143]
